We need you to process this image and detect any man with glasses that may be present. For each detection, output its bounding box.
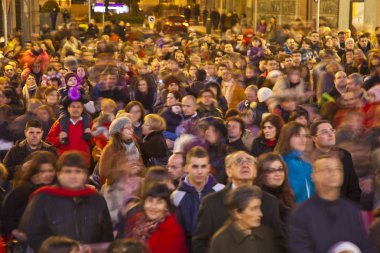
[287,155,371,253]
[309,120,361,203]
[192,151,283,253]
[167,152,186,187]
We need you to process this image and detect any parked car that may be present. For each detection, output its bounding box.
[162,15,189,34]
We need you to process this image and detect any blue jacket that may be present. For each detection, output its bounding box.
[171,175,224,245]
[282,151,315,204]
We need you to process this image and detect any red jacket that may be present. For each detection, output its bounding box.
[126,213,188,253]
[46,119,92,164]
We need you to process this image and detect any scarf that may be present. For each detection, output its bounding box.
[132,211,170,242]
[221,79,235,105]
[265,139,277,147]
[32,185,97,198]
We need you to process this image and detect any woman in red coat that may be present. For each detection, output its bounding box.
[121,183,188,253]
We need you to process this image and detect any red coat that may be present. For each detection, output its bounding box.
[46,119,92,164]
[125,213,188,253]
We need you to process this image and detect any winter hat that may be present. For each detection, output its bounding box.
[164,75,181,85]
[64,72,77,85]
[257,87,273,102]
[3,45,14,56]
[327,241,361,253]
[109,116,133,135]
[266,70,283,80]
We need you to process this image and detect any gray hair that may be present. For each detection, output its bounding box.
[348,72,364,86]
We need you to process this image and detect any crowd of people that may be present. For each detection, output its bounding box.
[0,11,380,253]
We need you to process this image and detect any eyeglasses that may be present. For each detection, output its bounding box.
[314,167,342,174]
[263,167,285,174]
[316,128,336,136]
[234,157,255,165]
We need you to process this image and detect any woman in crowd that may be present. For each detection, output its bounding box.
[197,89,224,118]
[256,152,295,222]
[22,73,40,103]
[44,86,59,118]
[251,114,284,157]
[129,77,158,114]
[99,116,144,185]
[207,82,228,113]
[0,105,15,161]
[99,116,144,224]
[120,183,188,253]
[124,101,145,139]
[274,121,315,203]
[0,87,24,116]
[35,105,56,140]
[141,114,169,166]
[1,151,56,238]
[209,185,282,253]
[202,117,230,184]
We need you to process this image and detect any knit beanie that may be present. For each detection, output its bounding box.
[257,87,273,102]
[109,116,133,135]
[64,72,77,85]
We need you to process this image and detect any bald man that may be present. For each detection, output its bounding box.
[181,95,199,120]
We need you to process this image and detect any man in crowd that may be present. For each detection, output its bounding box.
[4,119,56,180]
[226,117,248,152]
[19,151,113,251]
[287,155,372,253]
[172,146,224,249]
[309,120,361,203]
[192,151,283,253]
[46,99,93,165]
[167,152,186,187]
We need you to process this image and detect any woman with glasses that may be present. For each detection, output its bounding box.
[274,121,315,204]
[256,152,295,223]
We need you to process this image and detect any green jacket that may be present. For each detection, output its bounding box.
[209,220,282,253]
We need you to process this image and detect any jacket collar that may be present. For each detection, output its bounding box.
[226,220,265,244]
[179,174,217,192]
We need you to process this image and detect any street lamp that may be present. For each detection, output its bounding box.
[88,0,91,24]
[1,0,8,44]
[315,0,320,32]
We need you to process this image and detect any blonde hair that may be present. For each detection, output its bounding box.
[144,114,166,132]
[0,163,8,180]
[100,98,117,111]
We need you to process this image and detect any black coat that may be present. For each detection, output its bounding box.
[250,137,276,157]
[19,187,113,252]
[141,131,168,166]
[308,147,361,203]
[287,195,372,253]
[192,185,284,253]
[1,182,41,237]
[160,107,183,133]
[227,138,248,152]
[3,140,57,180]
